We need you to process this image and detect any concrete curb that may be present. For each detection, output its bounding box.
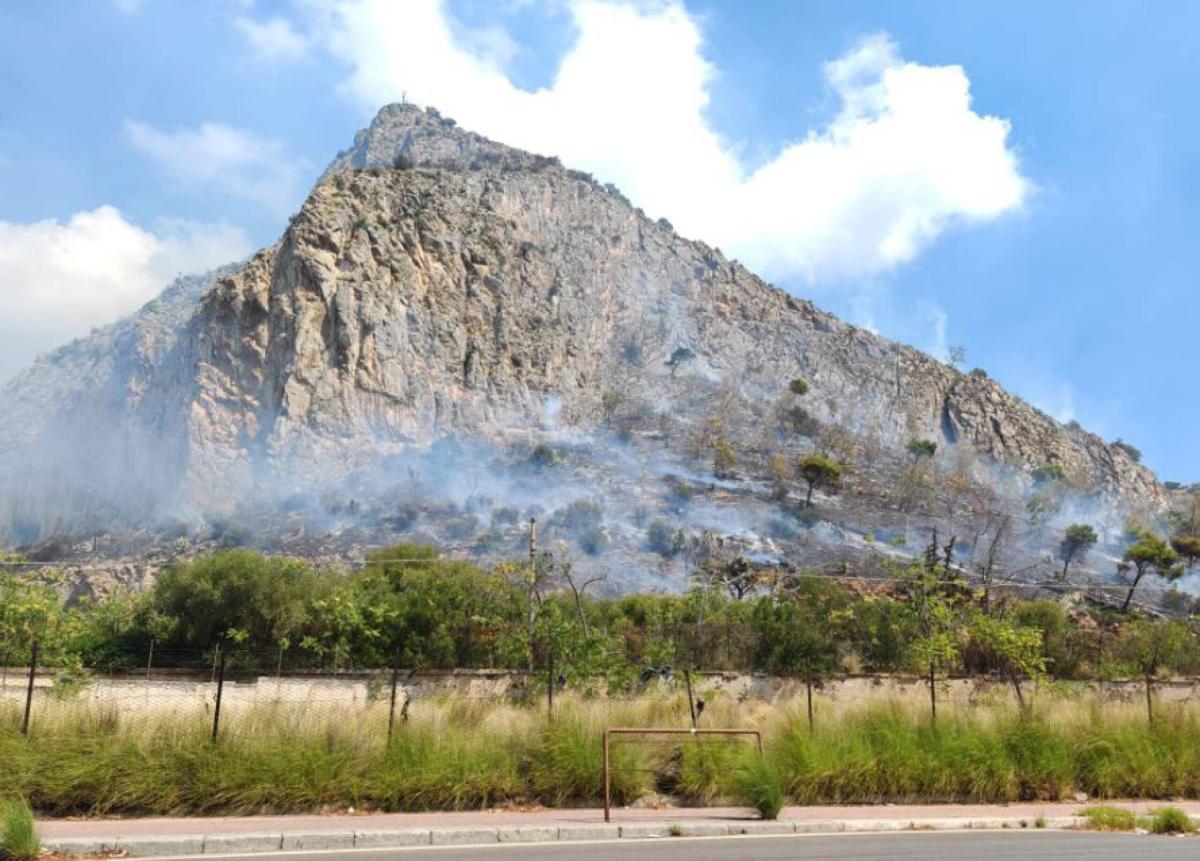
[39,813,1139,857]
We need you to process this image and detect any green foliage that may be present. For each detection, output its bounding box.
[151,551,324,650]
[787,378,809,396]
[905,438,937,460]
[528,443,559,469]
[1112,620,1189,679]
[798,454,843,507]
[1120,533,1184,611]
[354,547,526,669]
[751,585,844,677]
[1059,524,1098,580]
[967,612,1046,709]
[1079,805,1136,831]
[732,755,785,819]
[1171,535,1200,568]
[1145,806,1194,834]
[1031,462,1067,484]
[712,436,737,478]
[646,519,685,557]
[0,798,38,861]
[781,404,820,437]
[577,526,608,556]
[600,390,623,418]
[9,693,1200,815]
[1112,439,1142,463]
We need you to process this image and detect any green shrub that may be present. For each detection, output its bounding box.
[733,755,785,820]
[646,519,684,557]
[906,438,937,460]
[1,797,39,861]
[1078,805,1135,831]
[1145,806,1193,834]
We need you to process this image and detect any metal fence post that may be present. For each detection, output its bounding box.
[805,667,814,734]
[546,646,554,722]
[211,645,226,742]
[685,669,697,727]
[602,730,611,823]
[21,639,38,735]
[387,661,400,743]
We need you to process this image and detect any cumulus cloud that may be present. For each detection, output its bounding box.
[125,120,311,218]
[307,0,1029,283]
[235,15,310,62]
[0,207,250,381]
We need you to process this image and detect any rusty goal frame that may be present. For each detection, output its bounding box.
[601,727,764,822]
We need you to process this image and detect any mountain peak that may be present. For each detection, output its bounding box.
[323,103,554,178]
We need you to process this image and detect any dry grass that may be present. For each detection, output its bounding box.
[4,689,1200,816]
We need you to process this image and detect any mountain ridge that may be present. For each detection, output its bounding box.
[0,104,1163,588]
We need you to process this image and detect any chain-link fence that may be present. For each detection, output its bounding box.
[4,632,1200,741]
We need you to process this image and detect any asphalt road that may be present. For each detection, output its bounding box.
[185,831,1198,861]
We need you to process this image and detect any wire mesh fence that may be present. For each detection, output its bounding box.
[5,631,1200,742]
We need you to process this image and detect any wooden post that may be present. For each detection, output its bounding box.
[21,640,38,735]
[685,669,697,728]
[146,639,155,681]
[211,646,226,743]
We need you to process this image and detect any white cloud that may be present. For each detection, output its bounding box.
[125,120,310,218]
[235,15,310,62]
[0,207,251,381]
[307,0,1029,283]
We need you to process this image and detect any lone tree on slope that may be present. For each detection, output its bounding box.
[1119,532,1183,612]
[1171,534,1200,569]
[798,454,843,508]
[1059,523,1098,582]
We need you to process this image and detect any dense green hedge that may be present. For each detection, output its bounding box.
[3,544,1199,685]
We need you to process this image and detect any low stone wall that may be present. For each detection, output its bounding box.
[3,668,1200,716]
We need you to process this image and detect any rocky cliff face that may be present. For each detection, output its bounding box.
[0,105,1163,588]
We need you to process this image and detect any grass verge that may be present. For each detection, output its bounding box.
[1145,807,1194,834]
[6,695,1200,816]
[1079,805,1136,831]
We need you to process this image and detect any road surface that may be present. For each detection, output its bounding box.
[179,830,1196,860]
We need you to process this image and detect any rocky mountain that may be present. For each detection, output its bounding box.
[0,104,1165,590]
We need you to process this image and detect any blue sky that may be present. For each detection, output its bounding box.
[0,0,1197,482]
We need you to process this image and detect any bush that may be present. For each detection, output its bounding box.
[788,378,809,396]
[733,756,785,820]
[781,405,820,438]
[646,519,684,557]
[529,444,559,469]
[578,526,608,556]
[1032,463,1066,483]
[1146,807,1193,834]
[0,797,39,861]
[906,438,937,459]
[1112,439,1143,463]
[1079,805,1135,831]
